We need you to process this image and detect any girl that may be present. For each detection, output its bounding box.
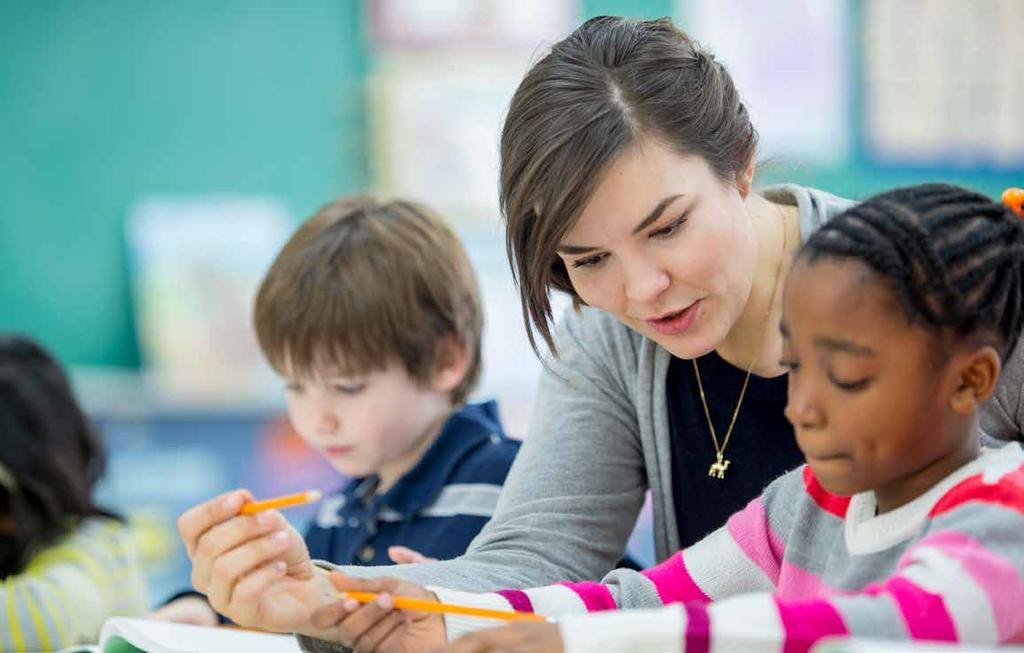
[0,335,147,651]
[316,183,1024,652]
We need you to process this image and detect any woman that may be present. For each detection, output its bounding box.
[176,16,1023,651]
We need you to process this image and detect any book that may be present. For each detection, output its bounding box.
[59,617,302,653]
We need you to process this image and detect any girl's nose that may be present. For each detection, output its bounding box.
[785,381,826,430]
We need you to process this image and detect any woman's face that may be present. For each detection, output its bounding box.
[557,140,757,359]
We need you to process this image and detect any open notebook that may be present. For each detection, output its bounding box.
[59,617,302,653]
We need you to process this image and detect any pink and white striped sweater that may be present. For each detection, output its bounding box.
[432,443,1024,653]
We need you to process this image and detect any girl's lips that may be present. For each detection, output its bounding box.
[645,301,701,336]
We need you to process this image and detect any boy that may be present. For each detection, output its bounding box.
[155,195,518,625]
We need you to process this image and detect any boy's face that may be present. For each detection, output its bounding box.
[780,257,976,512]
[281,360,451,488]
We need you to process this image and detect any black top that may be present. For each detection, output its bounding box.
[666,351,804,548]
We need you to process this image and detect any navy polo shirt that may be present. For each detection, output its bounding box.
[303,400,519,566]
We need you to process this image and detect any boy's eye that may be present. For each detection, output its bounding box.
[284,382,304,393]
[571,253,608,269]
[650,215,688,239]
[331,383,365,395]
[778,358,799,371]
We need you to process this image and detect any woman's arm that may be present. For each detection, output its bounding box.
[981,339,1024,441]
[0,518,147,651]
[324,308,650,591]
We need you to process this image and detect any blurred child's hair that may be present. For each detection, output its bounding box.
[801,183,1024,360]
[253,195,483,405]
[0,335,113,577]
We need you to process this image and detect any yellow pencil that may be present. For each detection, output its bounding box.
[339,590,553,623]
[239,490,323,515]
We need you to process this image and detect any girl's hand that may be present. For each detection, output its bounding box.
[308,572,446,653]
[447,622,563,653]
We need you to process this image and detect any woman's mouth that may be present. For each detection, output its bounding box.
[645,301,701,336]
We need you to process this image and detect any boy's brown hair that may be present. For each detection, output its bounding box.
[254,195,482,405]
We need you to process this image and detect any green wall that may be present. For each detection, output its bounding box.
[0,1,367,366]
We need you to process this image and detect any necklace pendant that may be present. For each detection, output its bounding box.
[708,454,730,479]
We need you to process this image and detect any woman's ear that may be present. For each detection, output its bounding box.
[431,334,471,396]
[736,157,756,199]
[949,345,1001,415]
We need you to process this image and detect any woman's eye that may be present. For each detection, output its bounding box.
[650,216,687,239]
[572,253,607,269]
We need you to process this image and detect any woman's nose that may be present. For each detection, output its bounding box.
[623,257,670,305]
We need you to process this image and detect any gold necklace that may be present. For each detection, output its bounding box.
[694,205,789,480]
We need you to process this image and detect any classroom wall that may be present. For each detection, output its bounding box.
[1,0,1019,370]
[0,1,368,367]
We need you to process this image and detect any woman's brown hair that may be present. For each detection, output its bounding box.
[501,16,758,354]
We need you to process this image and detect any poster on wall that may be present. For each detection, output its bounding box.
[126,196,292,406]
[681,0,851,165]
[861,0,1024,168]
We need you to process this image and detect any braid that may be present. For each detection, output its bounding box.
[802,183,1024,359]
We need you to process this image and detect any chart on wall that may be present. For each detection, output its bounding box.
[861,0,1024,169]
[680,0,852,166]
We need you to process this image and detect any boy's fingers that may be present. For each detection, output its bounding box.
[227,559,287,614]
[387,546,434,565]
[177,489,253,556]
[203,530,290,609]
[190,511,286,589]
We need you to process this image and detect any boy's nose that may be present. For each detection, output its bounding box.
[315,411,340,435]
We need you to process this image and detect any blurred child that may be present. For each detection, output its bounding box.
[0,335,147,651]
[313,183,1024,652]
[155,195,519,625]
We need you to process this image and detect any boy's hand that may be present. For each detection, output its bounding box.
[177,489,329,633]
[148,595,219,626]
[308,572,446,653]
[387,546,436,565]
[446,622,563,653]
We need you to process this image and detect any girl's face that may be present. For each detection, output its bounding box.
[780,256,978,512]
[556,140,757,359]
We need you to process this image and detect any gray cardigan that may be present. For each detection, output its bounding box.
[299,185,1024,651]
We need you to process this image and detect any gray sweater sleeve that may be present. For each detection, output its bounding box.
[298,308,649,652]
[314,307,648,586]
[980,338,1024,441]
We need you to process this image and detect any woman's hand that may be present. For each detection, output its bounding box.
[307,572,447,653]
[176,489,331,633]
[447,622,563,653]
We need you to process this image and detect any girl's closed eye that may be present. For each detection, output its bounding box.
[827,372,872,392]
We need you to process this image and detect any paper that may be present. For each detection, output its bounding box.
[95,617,301,653]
